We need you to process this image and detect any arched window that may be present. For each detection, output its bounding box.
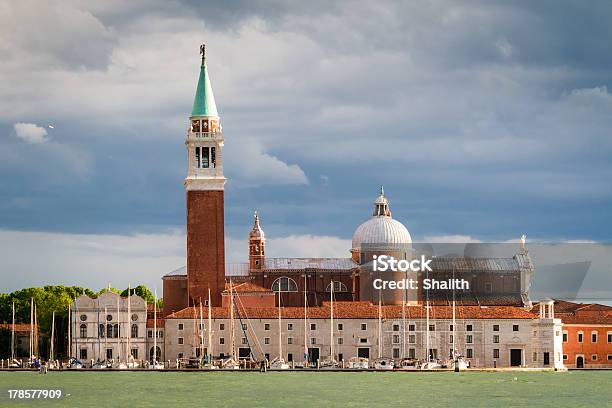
[150,346,162,362]
[113,324,120,338]
[131,324,138,338]
[79,324,87,338]
[107,324,113,338]
[272,277,298,292]
[326,281,348,292]
[99,324,105,338]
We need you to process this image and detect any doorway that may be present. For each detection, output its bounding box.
[510,349,522,366]
[576,356,584,368]
[238,348,251,359]
[308,347,320,363]
[358,348,370,359]
[543,352,550,366]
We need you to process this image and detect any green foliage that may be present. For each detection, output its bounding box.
[0,285,163,359]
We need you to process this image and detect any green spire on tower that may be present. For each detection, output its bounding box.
[191,44,218,117]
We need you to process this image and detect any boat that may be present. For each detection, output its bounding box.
[269,357,290,370]
[373,357,395,370]
[419,360,443,370]
[449,356,469,370]
[347,357,369,369]
[396,358,419,370]
[68,358,83,369]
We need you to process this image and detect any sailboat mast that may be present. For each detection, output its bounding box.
[277,293,282,361]
[11,302,15,361]
[330,281,334,361]
[29,298,33,360]
[154,290,158,363]
[34,302,38,358]
[104,305,108,362]
[426,300,430,362]
[303,273,308,364]
[117,296,121,363]
[67,302,71,359]
[452,299,456,359]
[199,298,204,359]
[401,291,406,359]
[208,288,212,361]
[229,281,235,360]
[127,285,131,361]
[50,311,55,362]
[378,297,382,358]
[97,302,101,361]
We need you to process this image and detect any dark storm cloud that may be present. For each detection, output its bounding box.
[1,0,612,290]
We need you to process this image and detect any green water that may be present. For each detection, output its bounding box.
[1,371,611,407]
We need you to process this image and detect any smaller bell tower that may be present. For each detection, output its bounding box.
[249,210,266,272]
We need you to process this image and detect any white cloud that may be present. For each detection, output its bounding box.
[423,235,482,243]
[0,229,185,293]
[226,140,309,186]
[13,122,48,144]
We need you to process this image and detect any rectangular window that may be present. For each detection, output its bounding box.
[265,323,270,331]
[493,324,499,332]
[106,349,113,359]
[337,337,343,345]
[178,323,184,331]
[466,349,473,358]
[337,323,343,331]
[159,331,163,338]
[288,337,293,345]
[429,324,435,332]
[591,354,597,361]
[563,354,568,360]
[178,337,184,345]
[466,335,473,344]
[493,335,500,344]
[408,348,416,359]
[533,352,537,362]
[219,338,225,345]
[578,332,583,343]
[195,147,200,168]
[264,337,270,345]
[493,349,500,359]
[408,334,416,343]
[608,332,612,343]
[131,349,138,360]
[393,324,400,332]
[563,331,568,342]
[392,335,400,344]
[608,355,612,361]
[241,337,247,345]
[359,338,367,343]
[393,348,400,358]
[449,335,453,344]
[310,323,317,331]
[592,332,598,343]
[466,324,473,332]
[148,330,153,338]
[202,147,210,168]
[310,338,316,345]
[408,324,416,331]
[449,324,454,331]
[361,323,367,330]
[513,325,519,332]
[242,324,247,331]
[287,323,293,331]
[219,324,225,331]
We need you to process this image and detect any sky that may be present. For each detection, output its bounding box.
[0,0,611,293]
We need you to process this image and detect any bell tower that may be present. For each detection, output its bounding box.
[249,210,266,272]
[185,44,226,307]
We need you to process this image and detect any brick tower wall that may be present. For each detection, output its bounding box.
[187,190,225,307]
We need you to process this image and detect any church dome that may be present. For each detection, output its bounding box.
[351,187,412,250]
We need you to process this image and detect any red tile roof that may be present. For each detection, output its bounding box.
[167,301,537,320]
[222,282,273,294]
[0,323,37,333]
[532,300,612,325]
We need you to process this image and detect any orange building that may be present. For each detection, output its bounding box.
[535,300,612,368]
